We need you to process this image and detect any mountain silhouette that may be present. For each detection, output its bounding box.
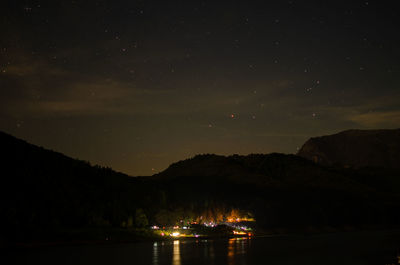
[297,129,400,169]
[1,130,400,245]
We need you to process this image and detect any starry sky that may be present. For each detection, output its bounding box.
[1,1,400,176]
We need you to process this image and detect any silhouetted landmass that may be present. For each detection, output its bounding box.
[0,131,150,244]
[152,153,400,228]
[297,128,400,169]
[1,130,400,245]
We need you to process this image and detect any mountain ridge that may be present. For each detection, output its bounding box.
[1,129,400,244]
[297,128,400,169]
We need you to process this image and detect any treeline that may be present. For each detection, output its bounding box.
[1,131,400,243]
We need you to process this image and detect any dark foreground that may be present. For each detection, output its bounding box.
[6,230,400,265]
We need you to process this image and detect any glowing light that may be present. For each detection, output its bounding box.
[233,231,247,235]
[172,232,180,237]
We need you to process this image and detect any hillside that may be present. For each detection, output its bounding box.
[0,131,148,243]
[151,153,400,228]
[154,153,373,190]
[297,129,400,169]
[1,131,400,245]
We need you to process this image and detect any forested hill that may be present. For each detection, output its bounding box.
[1,131,400,245]
[0,131,148,243]
[153,153,375,190]
[151,153,400,226]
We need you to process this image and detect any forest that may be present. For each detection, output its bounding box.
[1,131,400,244]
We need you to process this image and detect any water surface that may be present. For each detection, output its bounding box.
[9,230,400,265]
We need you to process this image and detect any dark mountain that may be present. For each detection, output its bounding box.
[153,153,374,192]
[297,129,400,169]
[1,131,400,245]
[0,131,151,243]
[154,153,400,222]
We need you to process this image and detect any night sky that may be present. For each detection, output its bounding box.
[1,1,399,176]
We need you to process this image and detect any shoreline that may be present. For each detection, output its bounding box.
[3,225,400,249]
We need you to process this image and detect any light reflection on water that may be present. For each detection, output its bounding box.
[153,240,182,265]
[153,242,159,265]
[229,237,248,265]
[227,238,235,265]
[7,231,400,265]
[149,235,400,265]
[172,240,181,265]
[152,238,250,265]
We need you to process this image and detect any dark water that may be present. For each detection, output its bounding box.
[8,230,400,265]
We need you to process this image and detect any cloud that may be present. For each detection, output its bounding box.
[314,94,400,129]
[0,51,177,117]
[4,61,66,76]
[347,110,400,128]
[24,80,143,115]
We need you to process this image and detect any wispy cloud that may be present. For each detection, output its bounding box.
[4,61,67,77]
[22,79,168,116]
[347,110,400,128]
[315,95,400,129]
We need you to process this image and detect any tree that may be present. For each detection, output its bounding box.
[135,208,148,228]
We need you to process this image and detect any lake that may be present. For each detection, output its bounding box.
[8,230,400,265]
